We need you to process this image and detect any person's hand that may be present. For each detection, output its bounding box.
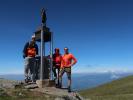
[56,63,60,66]
[35,55,39,57]
[60,66,64,70]
[66,64,72,67]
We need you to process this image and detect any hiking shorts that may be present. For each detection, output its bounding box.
[60,67,71,80]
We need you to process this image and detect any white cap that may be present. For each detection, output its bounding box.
[31,34,35,39]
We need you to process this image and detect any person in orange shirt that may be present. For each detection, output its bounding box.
[53,48,62,87]
[23,35,38,83]
[59,47,77,92]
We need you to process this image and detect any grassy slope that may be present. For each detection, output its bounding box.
[79,75,133,100]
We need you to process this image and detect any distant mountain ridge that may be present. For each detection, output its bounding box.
[0,72,133,91]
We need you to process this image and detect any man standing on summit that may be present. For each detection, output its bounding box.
[23,35,38,83]
[59,47,77,92]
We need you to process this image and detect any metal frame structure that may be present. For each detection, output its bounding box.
[34,8,53,81]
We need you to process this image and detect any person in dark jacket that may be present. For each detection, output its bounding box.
[23,35,38,83]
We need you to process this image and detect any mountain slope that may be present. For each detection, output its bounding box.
[79,75,133,100]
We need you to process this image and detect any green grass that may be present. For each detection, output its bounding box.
[79,75,133,100]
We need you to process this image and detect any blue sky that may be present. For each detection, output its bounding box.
[0,0,133,74]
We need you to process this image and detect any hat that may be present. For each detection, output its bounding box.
[31,35,35,39]
[64,47,68,50]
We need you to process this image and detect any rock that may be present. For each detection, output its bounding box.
[0,79,84,100]
[36,79,50,88]
[0,79,19,89]
[31,87,84,100]
[24,83,38,89]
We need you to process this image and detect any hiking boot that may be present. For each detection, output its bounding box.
[56,83,62,88]
[24,78,28,83]
[55,83,58,87]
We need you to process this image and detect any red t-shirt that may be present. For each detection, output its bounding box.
[53,53,62,67]
[61,53,77,68]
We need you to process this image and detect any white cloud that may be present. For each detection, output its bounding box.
[72,64,133,74]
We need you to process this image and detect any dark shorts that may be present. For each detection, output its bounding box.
[60,67,71,79]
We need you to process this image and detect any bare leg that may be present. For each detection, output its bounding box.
[67,72,71,92]
[68,78,71,89]
[59,68,64,88]
[59,73,62,88]
[57,68,60,85]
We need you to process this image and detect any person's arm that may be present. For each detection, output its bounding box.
[70,54,77,66]
[61,56,65,68]
[35,44,38,55]
[23,42,29,58]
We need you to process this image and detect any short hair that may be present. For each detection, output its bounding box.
[54,48,60,52]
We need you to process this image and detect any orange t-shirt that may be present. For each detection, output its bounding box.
[27,47,36,57]
[61,53,77,68]
[53,54,62,67]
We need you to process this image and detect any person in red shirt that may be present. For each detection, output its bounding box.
[59,47,77,92]
[53,48,62,86]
